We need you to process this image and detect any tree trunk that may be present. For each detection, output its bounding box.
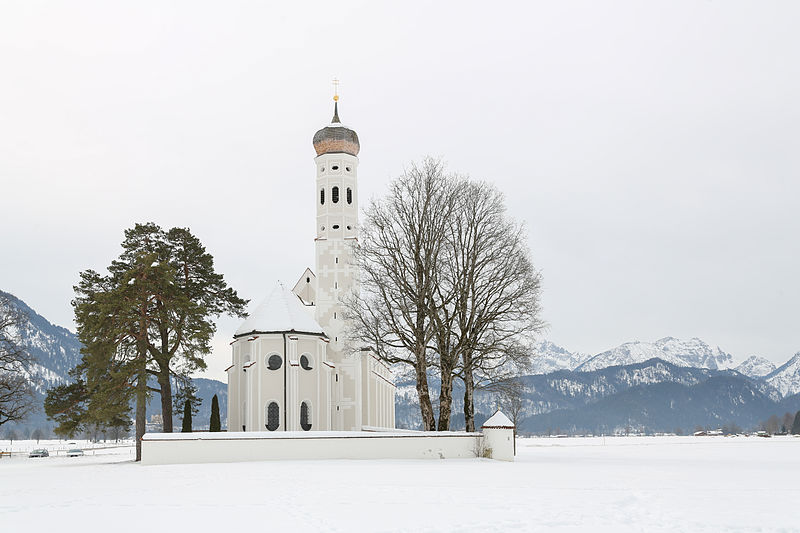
[463,369,475,432]
[413,358,436,431]
[437,365,454,431]
[135,368,147,462]
[157,370,173,433]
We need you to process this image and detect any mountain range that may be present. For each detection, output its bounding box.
[3,290,799,435]
[0,290,226,435]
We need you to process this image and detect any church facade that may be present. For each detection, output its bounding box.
[226,99,396,432]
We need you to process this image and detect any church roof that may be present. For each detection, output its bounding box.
[313,101,360,157]
[234,284,325,338]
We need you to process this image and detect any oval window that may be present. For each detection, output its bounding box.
[332,165,339,171]
[300,354,313,370]
[332,186,340,203]
[347,187,352,204]
[320,189,325,205]
[266,402,280,431]
[267,354,282,370]
[300,401,312,431]
[332,224,339,230]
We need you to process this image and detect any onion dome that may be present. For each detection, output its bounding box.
[312,101,360,156]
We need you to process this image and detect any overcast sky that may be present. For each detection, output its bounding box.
[1,1,798,380]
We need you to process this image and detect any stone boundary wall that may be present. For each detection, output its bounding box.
[141,429,514,465]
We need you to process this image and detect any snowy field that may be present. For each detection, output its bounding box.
[1,435,798,532]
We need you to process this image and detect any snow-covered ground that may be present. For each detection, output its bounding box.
[1,436,798,532]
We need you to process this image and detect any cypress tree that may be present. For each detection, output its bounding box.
[792,411,800,435]
[181,399,192,433]
[210,394,221,432]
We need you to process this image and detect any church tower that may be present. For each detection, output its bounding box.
[312,93,362,430]
[312,95,359,362]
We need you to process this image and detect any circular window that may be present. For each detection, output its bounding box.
[300,354,313,370]
[346,225,351,230]
[267,354,282,370]
[345,166,351,172]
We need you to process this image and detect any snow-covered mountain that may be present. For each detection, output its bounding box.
[1,290,82,394]
[529,340,592,374]
[576,337,735,373]
[765,352,800,398]
[735,356,777,379]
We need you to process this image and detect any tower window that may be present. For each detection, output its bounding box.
[300,354,313,370]
[347,188,352,204]
[300,401,312,431]
[346,225,351,230]
[332,225,340,230]
[332,165,339,171]
[267,354,282,370]
[320,189,325,205]
[345,167,351,172]
[332,186,339,203]
[306,277,310,283]
[266,402,280,431]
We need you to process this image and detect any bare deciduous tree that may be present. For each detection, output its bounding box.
[446,181,544,431]
[346,158,544,432]
[344,158,458,430]
[0,293,36,428]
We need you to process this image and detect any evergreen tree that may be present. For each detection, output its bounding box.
[45,223,246,460]
[210,394,221,432]
[181,399,192,433]
[792,411,800,435]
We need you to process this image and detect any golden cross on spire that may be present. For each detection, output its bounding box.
[332,77,340,101]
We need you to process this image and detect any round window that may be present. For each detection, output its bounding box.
[267,354,282,370]
[300,354,313,370]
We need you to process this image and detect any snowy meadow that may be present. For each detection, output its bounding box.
[1,435,797,532]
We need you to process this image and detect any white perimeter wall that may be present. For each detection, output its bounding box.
[141,430,513,465]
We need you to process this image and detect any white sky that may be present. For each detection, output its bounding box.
[1,1,798,380]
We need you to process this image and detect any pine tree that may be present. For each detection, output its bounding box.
[792,411,800,435]
[210,394,221,432]
[181,399,192,433]
[45,223,246,459]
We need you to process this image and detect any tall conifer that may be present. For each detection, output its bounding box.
[210,394,221,432]
[181,399,192,433]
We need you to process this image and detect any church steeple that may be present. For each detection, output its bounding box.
[312,91,360,156]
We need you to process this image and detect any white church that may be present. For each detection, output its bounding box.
[226,96,396,433]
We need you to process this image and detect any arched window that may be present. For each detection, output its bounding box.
[267,354,282,370]
[300,354,313,370]
[320,189,325,205]
[266,402,279,431]
[347,187,352,204]
[332,186,339,203]
[300,401,312,431]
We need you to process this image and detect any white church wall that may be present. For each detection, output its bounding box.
[141,430,506,465]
